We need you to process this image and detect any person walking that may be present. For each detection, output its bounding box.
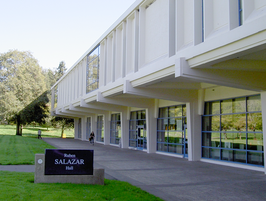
[89,131,95,145]
[38,129,42,139]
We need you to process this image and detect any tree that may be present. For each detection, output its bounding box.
[43,68,57,89]
[0,50,47,126]
[51,117,74,138]
[13,91,50,135]
[56,61,67,81]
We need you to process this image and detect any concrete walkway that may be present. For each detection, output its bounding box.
[2,137,266,201]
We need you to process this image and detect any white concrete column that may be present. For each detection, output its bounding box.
[146,100,158,153]
[260,91,266,174]
[112,30,116,82]
[91,114,97,137]
[104,112,111,145]
[186,96,201,161]
[81,117,87,141]
[138,5,145,68]
[121,107,129,148]
[169,0,176,56]
[74,118,79,139]
[134,9,139,73]
[122,21,127,78]
[83,58,87,95]
[193,0,203,45]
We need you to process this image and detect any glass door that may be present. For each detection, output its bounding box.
[137,125,146,150]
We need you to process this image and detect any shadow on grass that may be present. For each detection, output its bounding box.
[22,133,74,139]
[24,127,49,132]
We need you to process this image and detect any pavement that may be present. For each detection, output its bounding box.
[1,138,266,201]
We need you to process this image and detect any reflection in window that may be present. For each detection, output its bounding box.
[202,95,263,167]
[110,113,121,145]
[86,45,100,93]
[97,115,104,142]
[157,105,187,155]
[129,110,146,148]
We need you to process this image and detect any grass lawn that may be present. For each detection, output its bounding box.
[0,125,57,165]
[0,124,74,138]
[0,125,163,200]
[0,171,162,201]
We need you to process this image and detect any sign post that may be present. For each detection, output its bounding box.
[34,149,104,185]
[45,149,93,175]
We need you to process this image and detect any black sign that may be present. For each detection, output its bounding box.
[45,149,93,175]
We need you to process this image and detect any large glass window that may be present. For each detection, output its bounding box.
[86,45,100,93]
[97,115,104,142]
[157,105,187,155]
[202,95,263,167]
[110,114,121,145]
[129,110,146,149]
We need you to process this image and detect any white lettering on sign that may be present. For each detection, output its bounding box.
[54,159,85,165]
[66,166,74,170]
[64,153,76,158]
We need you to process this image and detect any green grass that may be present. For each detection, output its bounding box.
[0,171,162,201]
[0,124,74,138]
[0,124,72,165]
[0,135,55,165]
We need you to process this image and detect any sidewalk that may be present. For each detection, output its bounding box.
[42,138,266,201]
[2,137,266,201]
[0,165,35,172]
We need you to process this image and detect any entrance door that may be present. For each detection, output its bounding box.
[137,125,146,150]
[183,124,188,158]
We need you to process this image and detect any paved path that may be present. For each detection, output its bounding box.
[2,138,266,201]
[0,165,35,172]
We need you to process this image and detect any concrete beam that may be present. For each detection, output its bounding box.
[176,57,266,91]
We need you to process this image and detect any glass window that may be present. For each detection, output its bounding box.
[205,101,220,115]
[97,115,104,142]
[202,95,263,167]
[221,99,232,114]
[159,108,168,118]
[86,45,100,94]
[247,152,264,166]
[129,110,146,148]
[248,113,262,132]
[157,105,186,155]
[110,113,121,145]
[247,95,261,112]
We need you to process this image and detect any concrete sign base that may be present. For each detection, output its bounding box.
[34,154,104,185]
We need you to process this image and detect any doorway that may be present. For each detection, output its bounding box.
[137,125,146,150]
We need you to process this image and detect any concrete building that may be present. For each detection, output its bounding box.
[51,0,266,173]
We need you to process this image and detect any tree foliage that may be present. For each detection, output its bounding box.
[0,50,47,122]
[56,61,67,81]
[19,91,50,125]
[51,117,74,138]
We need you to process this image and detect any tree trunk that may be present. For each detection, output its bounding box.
[61,124,65,138]
[16,115,22,136]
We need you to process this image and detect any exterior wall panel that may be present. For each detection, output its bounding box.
[145,0,168,63]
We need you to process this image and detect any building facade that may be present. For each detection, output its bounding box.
[51,0,266,173]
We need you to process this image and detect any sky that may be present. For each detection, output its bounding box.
[0,0,136,71]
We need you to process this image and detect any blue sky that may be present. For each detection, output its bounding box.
[0,0,136,70]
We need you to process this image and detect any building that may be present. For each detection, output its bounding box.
[51,0,266,173]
